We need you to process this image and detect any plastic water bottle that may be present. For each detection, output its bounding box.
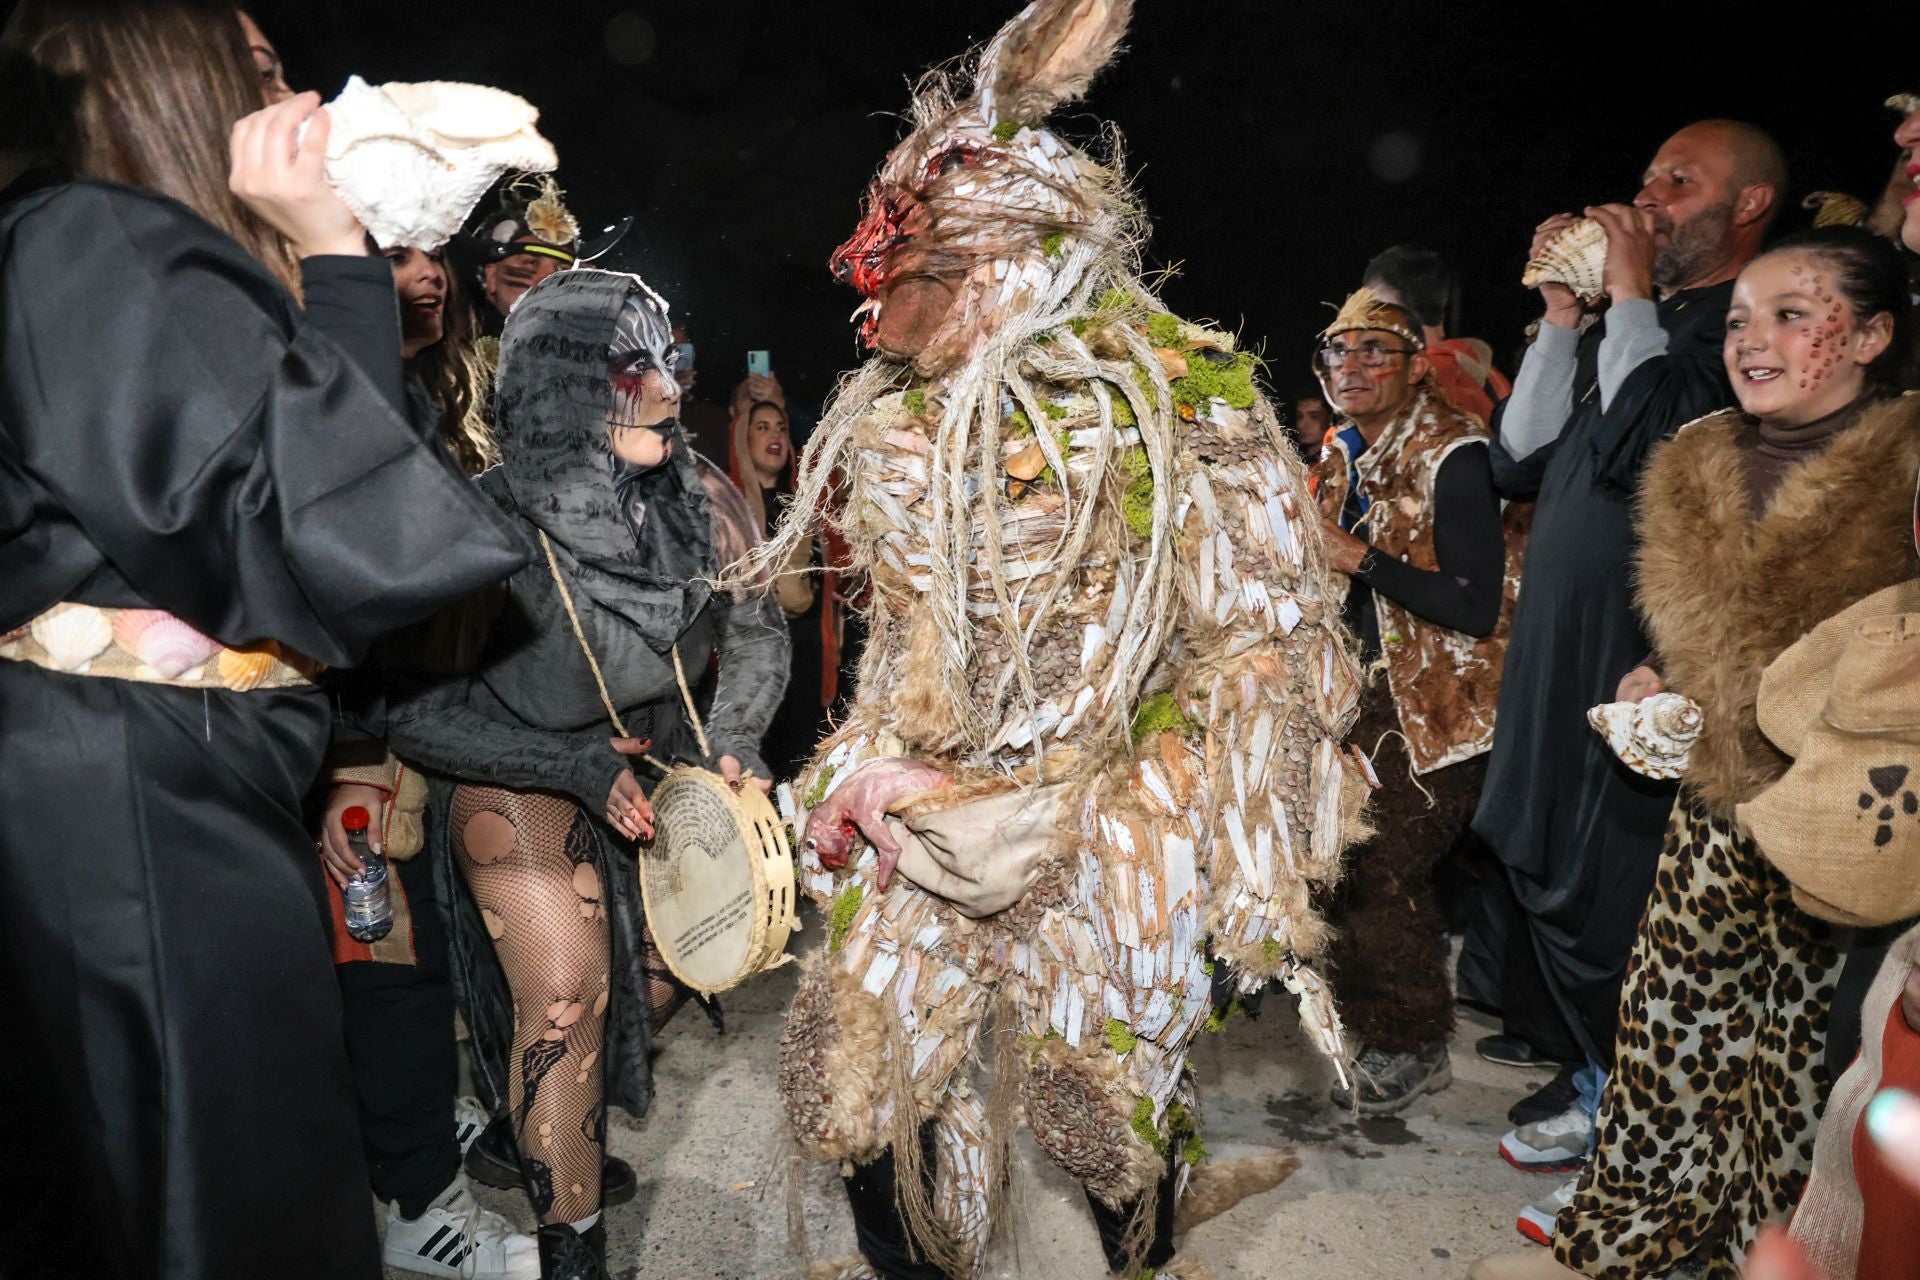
[341,805,393,942]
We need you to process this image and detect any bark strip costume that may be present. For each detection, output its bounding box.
[749,3,1365,1275]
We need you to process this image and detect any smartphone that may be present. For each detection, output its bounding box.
[746,349,771,377]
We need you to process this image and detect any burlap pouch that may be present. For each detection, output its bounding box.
[331,752,431,861]
[882,782,1067,919]
[1741,610,1920,926]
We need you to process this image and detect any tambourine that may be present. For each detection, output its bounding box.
[636,766,797,995]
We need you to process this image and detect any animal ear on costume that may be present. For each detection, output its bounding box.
[975,0,1133,126]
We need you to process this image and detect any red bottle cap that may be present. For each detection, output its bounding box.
[342,806,371,832]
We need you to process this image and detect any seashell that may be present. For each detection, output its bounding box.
[1888,93,1920,115]
[1152,347,1190,380]
[113,610,220,679]
[1586,692,1703,780]
[33,604,114,673]
[218,643,283,692]
[316,76,558,250]
[1520,217,1607,299]
[1802,191,1868,229]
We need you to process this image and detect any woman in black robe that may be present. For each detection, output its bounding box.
[0,4,527,1276]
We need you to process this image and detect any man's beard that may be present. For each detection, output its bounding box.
[1654,199,1736,291]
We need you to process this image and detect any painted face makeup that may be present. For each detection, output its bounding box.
[1723,253,1872,426]
[1316,330,1420,424]
[607,291,680,469]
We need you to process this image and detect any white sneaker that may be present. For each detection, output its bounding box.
[453,1096,490,1157]
[1516,1176,1577,1246]
[382,1173,539,1280]
[1499,1101,1593,1172]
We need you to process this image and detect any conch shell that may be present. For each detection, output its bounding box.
[30,604,112,673]
[1520,218,1607,300]
[1587,691,1703,780]
[318,76,558,250]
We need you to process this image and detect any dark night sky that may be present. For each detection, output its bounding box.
[258,1,1919,417]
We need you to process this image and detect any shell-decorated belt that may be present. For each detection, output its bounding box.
[0,603,323,691]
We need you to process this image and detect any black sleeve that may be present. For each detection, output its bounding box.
[385,672,629,811]
[0,183,529,665]
[1357,442,1504,638]
[298,255,407,419]
[1591,302,1735,493]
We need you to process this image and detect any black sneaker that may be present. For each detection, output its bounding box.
[1475,1034,1558,1069]
[1506,1060,1581,1128]
[1329,1043,1453,1116]
[535,1219,607,1280]
[465,1115,637,1208]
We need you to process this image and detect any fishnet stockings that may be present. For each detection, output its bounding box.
[452,786,609,1225]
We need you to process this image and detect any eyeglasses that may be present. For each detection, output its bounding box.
[1314,342,1416,370]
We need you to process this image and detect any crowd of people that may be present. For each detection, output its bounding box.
[7,3,1920,1280]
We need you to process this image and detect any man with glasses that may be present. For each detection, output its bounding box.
[1307,288,1519,1115]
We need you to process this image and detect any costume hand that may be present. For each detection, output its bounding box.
[320,783,386,888]
[1616,664,1663,703]
[717,754,774,794]
[1584,202,1660,304]
[1529,213,1587,325]
[606,769,656,841]
[230,93,365,259]
[1317,516,1370,575]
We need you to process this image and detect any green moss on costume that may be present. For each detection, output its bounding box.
[1131,1097,1169,1156]
[1146,312,1182,349]
[1170,349,1259,411]
[1120,448,1155,540]
[804,763,836,809]
[828,884,864,952]
[1095,286,1135,314]
[1105,1019,1139,1056]
[1131,691,1196,746]
[1042,231,1066,259]
[1042,400,1069,420]
[1010,408,1034,435]
[992,119,1023,143]
[903,388,928,417]
[1262,937,1283,963]
[1183,1133,1208,1165]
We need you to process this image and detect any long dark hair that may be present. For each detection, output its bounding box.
[407,266,498,475]
[1762,225,1915,395]
[0,0,297,290]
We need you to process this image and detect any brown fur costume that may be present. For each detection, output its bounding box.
[1634,396,1920,821]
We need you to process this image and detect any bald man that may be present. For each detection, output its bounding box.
[1465,120,1785,1259]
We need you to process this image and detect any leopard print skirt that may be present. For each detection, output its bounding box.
[1554,788,1839,1279]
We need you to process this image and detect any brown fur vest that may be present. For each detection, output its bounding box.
[1634,395,1920,820]
[1314,388,1526,774]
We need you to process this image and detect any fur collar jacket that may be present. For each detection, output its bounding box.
[1635,394,1920,820]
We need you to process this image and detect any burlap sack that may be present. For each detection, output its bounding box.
[1741,610,1920,926]
[1755,579,1920,758]
[884,782,1066,919]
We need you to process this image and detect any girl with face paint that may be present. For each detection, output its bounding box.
[383,270,788,1280]
[1512,228,1920,1278]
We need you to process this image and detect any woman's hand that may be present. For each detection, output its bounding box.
[1616,664,1664,704]
[319,783,386,888]
[717,754,774,794]
[229,92,367,259]
[606,769,655,841]
[1317,516,1370,576]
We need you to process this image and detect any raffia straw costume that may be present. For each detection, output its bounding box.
[747,3,1366,1276]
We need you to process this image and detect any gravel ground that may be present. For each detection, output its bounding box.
[382,918,1558,1280]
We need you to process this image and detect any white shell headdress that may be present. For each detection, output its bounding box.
[319,76,558,251]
